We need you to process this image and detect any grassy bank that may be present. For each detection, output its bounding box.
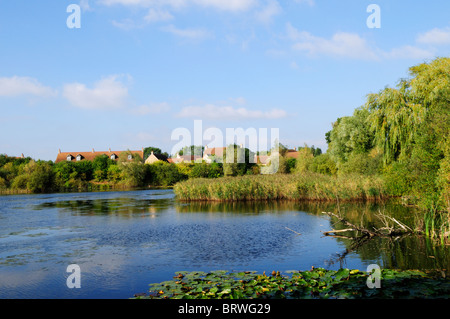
[135,268,450,299]
[173,172,388,202]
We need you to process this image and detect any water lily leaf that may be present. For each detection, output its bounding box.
[219,288,231,294]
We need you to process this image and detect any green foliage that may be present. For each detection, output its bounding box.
[147,161,187,186]
[327,107,374,166]
[294,145,314,173]
[11,160,55,193]
[308,153,337,176]
[92,154,116,182]
[339,152,383,176]
[178,145,204,157]
[138,268,450,299]
[119,160,147,188]
[222,145,256,177]
[189,162,223,178]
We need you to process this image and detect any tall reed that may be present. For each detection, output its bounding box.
[173,172,388,202]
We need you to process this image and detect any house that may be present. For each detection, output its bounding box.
[202,145,232,163]
[3,153,25,159]
[254,154,271,166]
[144,151,169,164]
[168,153,202,164]
[285,148,299,159]
[55,148,144,164]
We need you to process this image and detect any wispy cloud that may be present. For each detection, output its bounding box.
[382,45,435,60]
[287,23,379,60]
[416,27,450,45]
[99,0,257,12]
[144,8,174,23]
[131,102,171,115]
[161,24,213,40]
[293,0,314,6]
[177,104,287,120]
[63,75,129,109]
[285,22,434,61]
[255,0,282,24]
[0,76,57,98]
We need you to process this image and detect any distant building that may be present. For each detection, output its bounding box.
[55,148,144,164]
[168,153,202,164]
[285,148,299,159]
[3,153,25,159]
[144,151,169,164]
[254,154,271,166]
[202,145,227,163]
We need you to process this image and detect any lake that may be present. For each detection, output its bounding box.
[0,189,448,299]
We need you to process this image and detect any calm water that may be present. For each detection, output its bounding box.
[0,189,448,299]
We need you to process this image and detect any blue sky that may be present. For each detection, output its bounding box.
[0,0,449,161]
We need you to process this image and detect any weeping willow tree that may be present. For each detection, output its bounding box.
[365,80,426,165]
[365,57,450,217]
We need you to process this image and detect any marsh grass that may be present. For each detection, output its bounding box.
[173,172,388,202]
[424,209,450,244]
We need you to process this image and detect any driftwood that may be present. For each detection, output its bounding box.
[321,211,416,267]
[321,211,414,238]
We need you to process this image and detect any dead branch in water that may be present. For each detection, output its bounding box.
[321,211,415,238]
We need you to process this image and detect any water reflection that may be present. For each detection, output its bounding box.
[35,195,173,217]
[176,198,450,274]
[1,189,449,299]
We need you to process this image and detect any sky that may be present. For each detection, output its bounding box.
[0,0,449,161]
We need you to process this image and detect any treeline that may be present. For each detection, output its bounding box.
[0,147,260,193]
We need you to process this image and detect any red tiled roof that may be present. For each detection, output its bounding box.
[285,150,299,159]
[204,147,226,157]
[55,149,144,163]
[255,155,271,165]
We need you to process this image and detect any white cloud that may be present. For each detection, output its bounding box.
[286,23,434,61]
[255,0,282,24]
[383,45,434,60]
[416,27,450,45]
[63,75,129,109]
[192,0,257,12]
[293,0,314,6]
[111,8,174,29]
[177,104,287,120]
[0,76,57,97]
[289,61,299,69]
[229,97,247,105]
[161,24,212,40]
[131,102,171,115]
[79,0,91,11]
[111,18,143,30]
[99,0,257,11]
[286,23,379,60]
[144,8,174,22]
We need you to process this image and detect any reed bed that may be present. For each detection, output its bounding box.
[173,172,388,202]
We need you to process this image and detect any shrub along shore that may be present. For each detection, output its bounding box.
[173,172,387,202]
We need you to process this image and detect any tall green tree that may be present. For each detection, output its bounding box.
[365,81,425,165]
[327,107,374,166]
